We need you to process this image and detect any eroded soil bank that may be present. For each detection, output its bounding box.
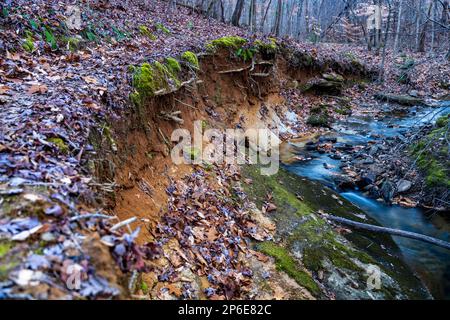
[89,41,434,299]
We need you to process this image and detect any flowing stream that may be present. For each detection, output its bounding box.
[282,102,450,299]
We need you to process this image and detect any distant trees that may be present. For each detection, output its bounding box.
[170,0,449,55]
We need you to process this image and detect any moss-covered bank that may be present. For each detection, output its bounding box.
[242,165,430,299]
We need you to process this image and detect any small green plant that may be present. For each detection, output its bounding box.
[22,30,35,52]
[235,47,257,62]
[112,26,128,41]
[139,25,156,40]
[83,26,97,42]
[2,6,10,18]
[44,26,57,50]
[155,22,171,35]
[62,36,81,51]
[28,18,40,30]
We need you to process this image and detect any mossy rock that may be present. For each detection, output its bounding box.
[374,93,427,106]
[307,113,329,127]
[242,165,430,299]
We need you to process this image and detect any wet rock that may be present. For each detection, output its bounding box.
[360,172,377,186]
[319,136,337,143]
[329,153,342,160]
[334,175,356,190]
[396,179,412,193]
[368,145,379,156]
[380,180,395,203]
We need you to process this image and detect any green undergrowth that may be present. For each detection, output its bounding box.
[206,36,278,61]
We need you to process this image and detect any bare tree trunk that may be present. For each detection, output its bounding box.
[430,0,436,52]
[231,0,245,26]
[296,0,304,39]
[262,0,274,32]
[305,0,310,35]
[393,0,404,54]
[273,0,283,36]
[415,0,423,51]
[249,0,257,32]
[379,0,392,82]
[418,0,433,52]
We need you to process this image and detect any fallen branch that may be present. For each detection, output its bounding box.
[322,213,450,250]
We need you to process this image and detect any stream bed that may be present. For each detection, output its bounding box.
[282,102,450,299]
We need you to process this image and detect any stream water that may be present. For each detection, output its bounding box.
[282,102,450,299]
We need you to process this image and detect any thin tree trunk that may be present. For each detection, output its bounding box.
[418,0,433,52]
[231,0,245,26]
[296,0,304,39]
[393,0,404,53]
[415,0,423,51]
[380,0,392,82]
[261,0,273,32]
[273,0,282,36]
[250,0,257,32]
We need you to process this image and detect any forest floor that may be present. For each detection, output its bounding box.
[0,0,449,299]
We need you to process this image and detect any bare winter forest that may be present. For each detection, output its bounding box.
[0,0,449,305]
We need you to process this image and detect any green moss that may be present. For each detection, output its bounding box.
[141,281,149,294]
[424,160,449,187]
[411,125,449,188]
[181,51,199,70]
[207,36,247,52]
[258,242,321,296]
[165,57,182,74]
[131,60,180,105]
[48,137,69,154]
[0,261,18,281]
[307,114,329,127]
[0,242,12,258]
[436,116,449,128]
[139,25,156,40]
[22,30,34,52]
